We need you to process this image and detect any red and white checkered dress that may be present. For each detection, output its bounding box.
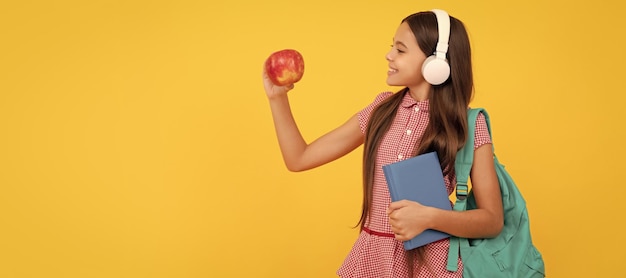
[337,91,492,278]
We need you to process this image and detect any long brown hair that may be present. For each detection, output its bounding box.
[358,11,474,275]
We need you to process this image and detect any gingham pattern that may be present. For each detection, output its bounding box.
[337,92,491,278]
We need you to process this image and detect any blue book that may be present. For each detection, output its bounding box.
[382,151,452,250]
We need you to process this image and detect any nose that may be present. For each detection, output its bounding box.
[385,51,392,61]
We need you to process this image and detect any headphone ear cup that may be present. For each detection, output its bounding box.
[422,55,450,85]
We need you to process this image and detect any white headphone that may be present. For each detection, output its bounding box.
[422,9,451,85]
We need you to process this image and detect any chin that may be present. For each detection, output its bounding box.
[386,82,404,88]
[386,78,400,87]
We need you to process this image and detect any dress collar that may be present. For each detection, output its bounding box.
[400,91,430,111]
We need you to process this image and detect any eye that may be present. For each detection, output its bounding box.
[390,45,405,54]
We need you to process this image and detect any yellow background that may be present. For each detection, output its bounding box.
[1,0,624,277]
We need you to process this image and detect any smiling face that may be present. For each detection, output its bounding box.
[386,22,430,98]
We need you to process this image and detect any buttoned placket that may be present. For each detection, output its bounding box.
[395,104,423,162]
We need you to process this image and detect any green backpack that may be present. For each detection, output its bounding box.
[446,108,546,277]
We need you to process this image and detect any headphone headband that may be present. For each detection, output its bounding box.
[421,9,452,85]
[431,9,450,59]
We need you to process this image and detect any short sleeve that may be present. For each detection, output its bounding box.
[474,112,492,149]
[357,92,393,134]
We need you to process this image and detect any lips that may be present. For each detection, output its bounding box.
[388,66,398,75]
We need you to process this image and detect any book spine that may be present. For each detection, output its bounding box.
[382,166,398,202]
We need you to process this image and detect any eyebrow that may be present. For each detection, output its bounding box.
[393,39,408,48]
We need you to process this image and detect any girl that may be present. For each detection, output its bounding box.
[262,10,503,277]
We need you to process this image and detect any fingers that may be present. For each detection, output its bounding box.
[390,222,401,234]
[390,218,415,241]
[388,200,420,241]
[395,234,408,241]
[389,214,402,234]
[262,67,295,93]
[387,200,409,215]
[390,224,408,241]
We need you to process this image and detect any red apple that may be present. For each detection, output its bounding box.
[265,49,305,86]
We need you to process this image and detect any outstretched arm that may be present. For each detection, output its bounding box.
[263,70,363,172]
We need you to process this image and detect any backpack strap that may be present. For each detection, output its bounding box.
[455,108,493,201]
[446,108,493,272]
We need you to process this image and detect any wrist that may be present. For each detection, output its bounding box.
[426,206,442,230]
[267,92,289,102]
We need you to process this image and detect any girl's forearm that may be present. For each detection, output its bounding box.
[268,95,308,172]
[430,207,503,239]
